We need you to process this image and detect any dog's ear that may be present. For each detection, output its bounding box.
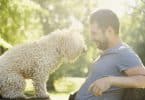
[59,29,77,49]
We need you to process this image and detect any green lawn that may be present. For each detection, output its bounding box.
[25,90,69,100]
[49,92,69,100]
[25,77,85,100]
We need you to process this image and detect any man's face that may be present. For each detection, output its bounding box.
[90,23,109,50]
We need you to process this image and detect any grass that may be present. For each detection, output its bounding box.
[25,90,69,100]
[25,77,85,100]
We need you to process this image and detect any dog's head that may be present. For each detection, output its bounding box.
[59,28,87,62]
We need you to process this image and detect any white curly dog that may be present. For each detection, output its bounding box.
[0,28,87,99]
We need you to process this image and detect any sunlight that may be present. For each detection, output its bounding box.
[96,0,136,17]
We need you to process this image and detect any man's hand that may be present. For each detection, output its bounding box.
[88,66,145,96]
[88,76,112,96]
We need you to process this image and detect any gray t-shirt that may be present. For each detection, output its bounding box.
[75,43,143,100]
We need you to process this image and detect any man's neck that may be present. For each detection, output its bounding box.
[108,37,122,50]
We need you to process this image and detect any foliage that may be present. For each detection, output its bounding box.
[121,0,145,64]
[0,0,145,92]
[0,0,44,45]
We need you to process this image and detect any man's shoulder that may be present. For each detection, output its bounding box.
[112,44,142,65]
[116,44,137,57]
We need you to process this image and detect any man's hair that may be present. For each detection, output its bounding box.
[90,9,120,35]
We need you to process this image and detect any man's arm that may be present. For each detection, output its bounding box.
[89,66,145,96]
[110,66,145,88]
[109,75,145,88]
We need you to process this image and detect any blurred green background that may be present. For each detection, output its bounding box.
[0,0,145,100]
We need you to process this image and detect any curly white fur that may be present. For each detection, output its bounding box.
[0,29,87,99]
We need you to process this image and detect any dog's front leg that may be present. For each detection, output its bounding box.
[32,74,50,99]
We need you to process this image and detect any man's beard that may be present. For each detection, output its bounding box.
[95,39,108,50]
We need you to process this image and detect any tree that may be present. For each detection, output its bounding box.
[121,0,145,64]
[0,0,44,45]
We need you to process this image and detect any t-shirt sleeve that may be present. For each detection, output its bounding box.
[117,50,143,72]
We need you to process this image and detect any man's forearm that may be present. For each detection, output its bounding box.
[109,75,145,88]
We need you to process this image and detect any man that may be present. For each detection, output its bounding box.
[69,9,145,100]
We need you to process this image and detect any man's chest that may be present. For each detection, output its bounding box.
[90,55,121,77]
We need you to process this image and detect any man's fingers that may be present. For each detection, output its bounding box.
[88,83,103,96]
[92,85,101,96]
[88,83,96,94]
[88,84,94,92]
[97,90,102,96]
[93,86,97,93]
[94,87,102,96]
